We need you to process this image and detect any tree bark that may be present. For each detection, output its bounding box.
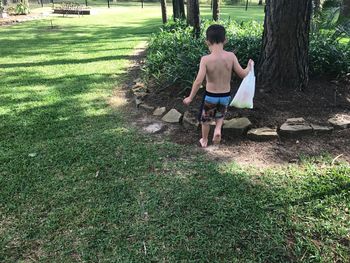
[257,0,313,90]
[187,0,200,37]
[212,0,219,21]
[160,0,167,23]
[173,0,180,20]
[179,0,186,19]
[338,0,350,22]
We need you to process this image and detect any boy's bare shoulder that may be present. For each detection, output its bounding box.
[201,54,210,61]
[224,50,237,59]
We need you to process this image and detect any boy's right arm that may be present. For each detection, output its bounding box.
[183,57,207,105]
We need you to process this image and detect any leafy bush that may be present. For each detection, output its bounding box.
[144,18,350,89]
[0,1,4,13]
[15,0,30,15]
[310,9,350,76]
[143,19,262,88]
[6,6,16,15]
[309,32,350,76]
[322,0,341,8]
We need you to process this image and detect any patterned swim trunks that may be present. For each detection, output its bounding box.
[199,91,231,123]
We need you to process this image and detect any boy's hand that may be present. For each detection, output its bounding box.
[183,97,192,106]
[248,59,255,69]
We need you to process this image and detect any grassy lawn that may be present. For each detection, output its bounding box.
[1,5,349,262]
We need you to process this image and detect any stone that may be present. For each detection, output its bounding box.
[286,117,305,124]
[328,115,350,129]
[139,103,155,111]
[132,82,145,89]
[135,98,142,108]
[223,117,252,136]
[310,124,333,134]
[279,118,313,136]
[133,78,142,84]
[247,127,278,141]
[133,91,148,99]
[143,123,165,134]
[153,107,167,116]
[183,111,199,128]
[162,109,182,123]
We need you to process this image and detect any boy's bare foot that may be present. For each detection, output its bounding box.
[213,133,221,144]
[199,138,208,148]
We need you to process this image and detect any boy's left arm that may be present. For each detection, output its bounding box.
[183,57,207,105]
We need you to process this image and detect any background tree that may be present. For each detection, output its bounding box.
[172,0,180,20]
[258,0,263,5]
[257,0,313,90]
[179,0,186,19]
[160,0,167,24]
[212,0,219,20]
[338,0,350,22]
[187,0,200,37]
[173,0,185,20]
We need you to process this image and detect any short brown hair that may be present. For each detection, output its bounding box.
[206,25,226,44]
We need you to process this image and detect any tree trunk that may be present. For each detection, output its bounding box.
[173,0,180,20]
[338,0,350,22]
[258,0,263,5]
[160,0,167,23]
[187,0,200,37]
[179,0,186,19]
[212,0,219,21]
[257,0,313,90]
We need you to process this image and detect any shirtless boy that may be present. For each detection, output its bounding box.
[183,24,254,148]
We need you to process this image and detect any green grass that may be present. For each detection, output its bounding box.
[1,5,350,262]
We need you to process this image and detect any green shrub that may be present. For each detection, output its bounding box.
[15,0,30,15]
[144,19,350,89]
[322,0,341,8]
[143,19,262,88]
[310,32,350,76]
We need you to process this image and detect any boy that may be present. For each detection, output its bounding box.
[183,24,254,148]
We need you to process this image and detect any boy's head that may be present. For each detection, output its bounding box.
[206,25,226,45]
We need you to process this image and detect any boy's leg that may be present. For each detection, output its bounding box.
[213,118,224,144]
[200,123,210,148]
[212,98,229,144]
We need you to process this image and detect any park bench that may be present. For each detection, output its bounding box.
[53,2,91,16]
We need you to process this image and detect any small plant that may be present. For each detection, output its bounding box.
[16,0,30,15]
[0,1,4,13]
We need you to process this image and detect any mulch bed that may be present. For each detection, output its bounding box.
[132,75,350,166]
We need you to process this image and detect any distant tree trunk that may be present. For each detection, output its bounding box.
[338,0,350,22]
[173,0,180,20]
[212,0,219,21]
[258,0,263,5]
[257,0,313,91]
[179,0,186,19]
[187,0,200,37]
[160,0,167,23]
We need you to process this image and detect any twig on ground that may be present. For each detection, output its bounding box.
[143,241,147,255]
[331,154,343,166]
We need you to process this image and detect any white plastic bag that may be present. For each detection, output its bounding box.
[230,65,255,109]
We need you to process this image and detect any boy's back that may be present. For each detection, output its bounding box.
[205,51,235,94]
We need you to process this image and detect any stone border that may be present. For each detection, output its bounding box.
[129,80,349,140]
